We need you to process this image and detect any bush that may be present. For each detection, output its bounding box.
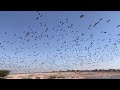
[0,70,10,79]
[47,75,57,79]
[57,76,65,78]
[35,77,41,79]
[67,70,71,72]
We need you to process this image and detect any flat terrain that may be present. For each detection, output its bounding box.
[5,71,120,79]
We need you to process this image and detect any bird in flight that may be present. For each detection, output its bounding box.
[94,22,99,27]
[80,14,84,18]
[106,19,110,22]
[36,17,39,20]
[117,25,120,27]
[99,18,103,21]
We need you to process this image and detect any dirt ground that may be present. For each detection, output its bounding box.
[5,71,120,79]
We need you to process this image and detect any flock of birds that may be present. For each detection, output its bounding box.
[0,11,120,73]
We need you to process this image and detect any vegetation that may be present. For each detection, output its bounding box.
[57,76,65,78]
[35,77,41,79]
[0,70,10,79]
[64,69,120,72]
[22,77,32,79]
[47,75,57,79]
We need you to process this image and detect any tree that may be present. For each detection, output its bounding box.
[0,70,10,79]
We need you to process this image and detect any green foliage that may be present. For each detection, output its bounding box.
[0,70,10,78]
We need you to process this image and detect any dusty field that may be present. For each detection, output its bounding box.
[5,71,120,79]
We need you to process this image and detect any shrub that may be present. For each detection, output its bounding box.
[35,77,41,79]
[71,70,75,72]
[47,75,57,79]
[57,76,65,78]
[0,70,10,79]
[93,69,98,72]
[67,70,70,72]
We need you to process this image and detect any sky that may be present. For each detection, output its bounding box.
[0,11,120,73]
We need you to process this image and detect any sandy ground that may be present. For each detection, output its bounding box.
[5,71,120,79]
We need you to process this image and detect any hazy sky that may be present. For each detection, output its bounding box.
[0,11,120,73]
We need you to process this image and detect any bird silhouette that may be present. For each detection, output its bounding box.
[0,11,119,74]
[106,19,110,22]
[80,14,84,18]
[94,22,99,27]
[117,25,120,27]
[36,17,39,20]
[99,18,103,21]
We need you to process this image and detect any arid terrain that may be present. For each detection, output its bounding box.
[5,71,120,79]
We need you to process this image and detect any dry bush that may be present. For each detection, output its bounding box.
[57,76,65,79]
[35,77,41,79]
[47,75,57,79]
